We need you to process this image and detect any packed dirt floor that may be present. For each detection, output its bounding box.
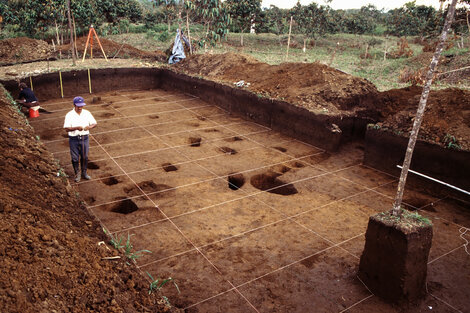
[20,89,470,312]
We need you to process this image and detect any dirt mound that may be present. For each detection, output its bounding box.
[59,37,167,62]
[0,37,53,65]
[0,91,176,312]
[377,86,470,150]
[174,52,378,114]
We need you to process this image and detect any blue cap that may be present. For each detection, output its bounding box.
[73,96,86,107]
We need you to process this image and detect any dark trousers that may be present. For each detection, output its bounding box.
[69,135,89,174]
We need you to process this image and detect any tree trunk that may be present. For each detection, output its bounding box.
[66,0,76,66]
[285,16,293,61]
[392,0,458,216]
[303,38,307,53]
[241,33,244,47]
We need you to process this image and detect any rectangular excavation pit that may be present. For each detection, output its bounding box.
[2,69,470,312]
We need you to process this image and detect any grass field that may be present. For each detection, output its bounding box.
[107,30,470,92]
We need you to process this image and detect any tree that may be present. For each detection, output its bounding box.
[185,0,231,48]
[291,2,334,50]
[255,5,288,45]
[226,0,261,46]
[392,0,458,215]
[154,0,183,31]
[386,2,441,37]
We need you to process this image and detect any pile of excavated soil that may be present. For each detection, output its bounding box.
[174,52,470,151]
[58,37,167,62]
[376,86,470,150]
[0,37,53,66]
[0,90,177,312]
[174,52,379,115]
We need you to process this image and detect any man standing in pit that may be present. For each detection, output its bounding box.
[64,96,97,182]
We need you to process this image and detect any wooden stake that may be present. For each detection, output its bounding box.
[285,16,293,61]
[88,68,92,94]
[59,71,64,98]
[29,76,33,91]
[92,27,108,61]
[66,0,76,66]
[186,15,192,55]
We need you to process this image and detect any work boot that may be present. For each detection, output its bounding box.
[72,162,80,182]
[82,172,91,180]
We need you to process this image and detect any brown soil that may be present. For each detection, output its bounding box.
[58,36,167,62]
[173,52,378,115]
[0,92,177,312]
[174,52,470,151]
[374,86,470,150]
[0,37,53,65]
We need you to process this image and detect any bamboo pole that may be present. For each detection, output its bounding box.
[392,0,458,216]
[82,27,92,62]
[285,16,293,61]
[29,76,33,91]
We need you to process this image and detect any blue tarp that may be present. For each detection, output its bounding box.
[168,29,186,64]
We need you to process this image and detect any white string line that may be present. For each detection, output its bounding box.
[428,292,464,313]
[189,106,379,261]
[39,102,211,128]
[35,90,150,107]
[183,233,365,311]
[103,150,326,231]
[75,143,265,185]
[338,295,374,313]
[42,110,230,144]
[174,103,376,264]
[38,94,198,115]
[427,244,467,265]
[58,128,271,172]
[108,160,361,235]
[49,116,240,155]
[460,227,470,255]
[135,169,396,270]
[93,105,262,313]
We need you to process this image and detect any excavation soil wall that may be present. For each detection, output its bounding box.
[2,68,467,199]
[364,129,470,201]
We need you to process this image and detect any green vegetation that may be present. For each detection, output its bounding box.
[147,272,180,295]
[104,230,152,262]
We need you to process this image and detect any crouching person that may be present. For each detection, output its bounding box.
[64,96,97,182]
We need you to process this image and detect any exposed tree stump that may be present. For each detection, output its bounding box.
[358,210,433,304]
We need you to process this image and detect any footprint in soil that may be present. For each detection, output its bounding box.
[87,162,100,169]
[219,146,237,155]
[228,173,245,190]
[196,116,206,121]
[204,128,219,133]
[148,115,159,119]
[288,161,305,168]
[250,171,298,196]
[189,137,201,147]
[162,162,178,172]
[225,136,243,142]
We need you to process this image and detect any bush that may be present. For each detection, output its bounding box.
[128,24,146,33]
[0,24,27,39]
[158,31,170,42]
[145,29,157,40]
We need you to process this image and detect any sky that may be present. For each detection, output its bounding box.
[261,0,442,11]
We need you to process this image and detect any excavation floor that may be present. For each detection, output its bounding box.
[32,89,470,313]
